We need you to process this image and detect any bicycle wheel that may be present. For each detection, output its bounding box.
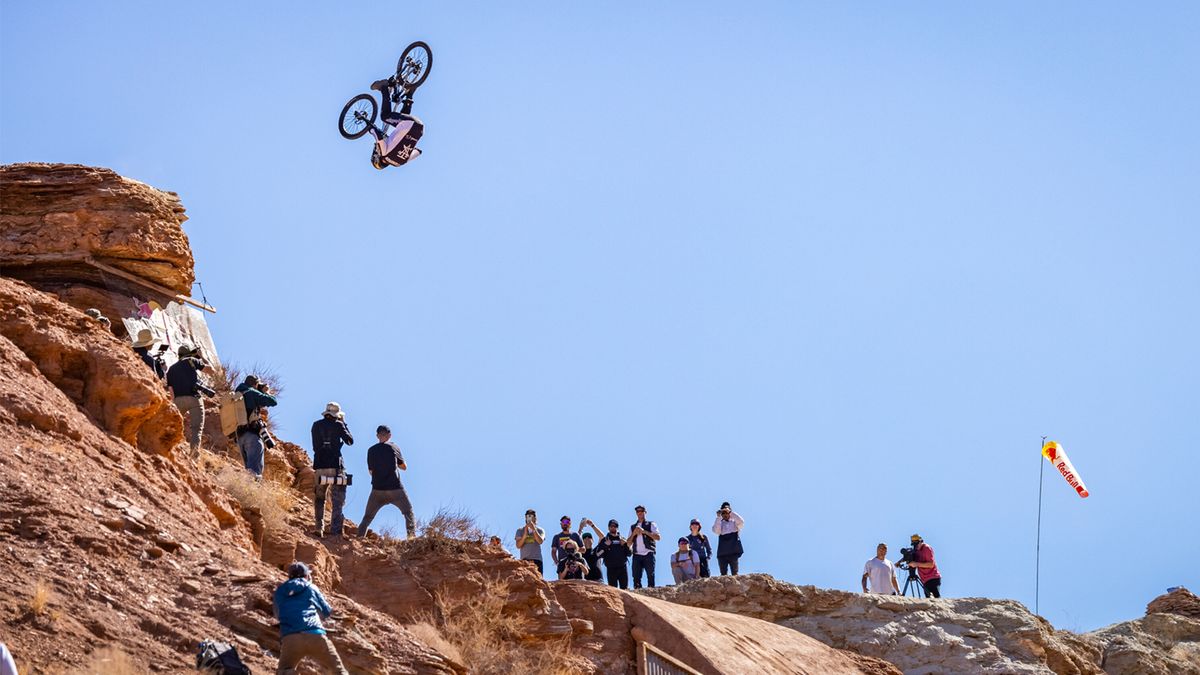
[395,41,432,91]
[339,93,378,140]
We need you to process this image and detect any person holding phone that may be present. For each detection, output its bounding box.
[514,509,546,574]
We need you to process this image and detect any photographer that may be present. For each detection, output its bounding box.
[556,539,589,580]
[165,345,211,453]
[130,329,167,379]
[908,533,942,598]
[234,374,278,478]
[310,402,354,538]
[514,509,546,574]
[862,543,899,595]
[595,519,632,588]
[712,501,745,576]
[273,562,348,674]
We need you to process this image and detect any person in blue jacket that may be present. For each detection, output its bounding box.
[273,562,347,675]
[235,375,278,477]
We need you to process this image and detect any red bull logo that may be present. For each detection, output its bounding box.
[1042,441,1090,498]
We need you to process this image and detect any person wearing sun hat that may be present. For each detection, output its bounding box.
[130,328,167,379]
[670,537,702,584]
[310,402,354,537]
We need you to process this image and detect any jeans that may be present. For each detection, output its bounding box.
[632,553,655,588]
[174,395,204,450]
[606,563,628,589]
[238,430,264,476]
[923,577,942,598]
[672,566,698,585]
[718,556,740,575]
[313,468,346,535]
[276,632,347,675]
[358,487,415,537]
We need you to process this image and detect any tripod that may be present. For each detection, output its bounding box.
[900,564,926,598]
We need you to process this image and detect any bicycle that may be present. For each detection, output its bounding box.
[338,41,432,142]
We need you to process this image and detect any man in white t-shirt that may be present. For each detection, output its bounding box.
[862,543,899,595]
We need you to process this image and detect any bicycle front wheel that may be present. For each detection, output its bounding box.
[396,41,432,91]
[339,93,378,140]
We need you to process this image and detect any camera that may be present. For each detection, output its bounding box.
[896,546,917,570]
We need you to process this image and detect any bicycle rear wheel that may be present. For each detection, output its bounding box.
[396,41,432,91]
[339,93,378,140]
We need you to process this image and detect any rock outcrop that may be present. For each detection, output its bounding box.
[642,575,1200,675]
[553,580,901,675]
[1,162,194,296]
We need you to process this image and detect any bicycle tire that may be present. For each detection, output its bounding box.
[339,93,378,140]
[395,41,432,91]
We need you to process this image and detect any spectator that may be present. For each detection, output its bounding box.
[909,533,942,598]
[234,374,278,477]
[862,543,900,595]
[310,402,354,538]
[712,501,745,576]
[686,519,713,578]
[273,562,348,675]
[85,308,112,333]
[556,539,590,580]
[670,537,701,584]
[489,535,503,549]
[579,532,604,581]
[514,509,546,574]
[357,425,416,539]
[549,516,584,568]
[166,345,210,453]
[130,329,167,379]
[595,519,632,589]
[628,505,660,588]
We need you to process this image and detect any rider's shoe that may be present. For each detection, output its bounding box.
[370,78,390,92]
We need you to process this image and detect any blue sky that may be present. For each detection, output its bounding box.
[3,2,1197,631]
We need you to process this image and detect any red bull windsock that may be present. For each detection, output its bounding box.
[1041,441,1089,498]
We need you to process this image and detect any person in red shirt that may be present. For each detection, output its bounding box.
[909,533,942,598]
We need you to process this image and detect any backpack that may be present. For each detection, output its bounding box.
[217,392,248,436]
[196,640,251,674]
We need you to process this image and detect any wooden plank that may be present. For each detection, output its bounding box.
[87,258,217,314]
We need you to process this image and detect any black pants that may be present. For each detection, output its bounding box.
[718,556,739,575]
[606,562,628,589]
[632,554,655,588]
[525,558,543,575]
[923,577,941,598]
[699,558,711,578]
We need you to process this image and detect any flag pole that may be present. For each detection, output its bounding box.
[1036,435,1046,616]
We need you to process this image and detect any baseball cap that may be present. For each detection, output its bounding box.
[634,505,646,512]
[911,533,922,542]
[608,519,619,527]
[689,519,701,526]
[678,537,689,545]
[377,424,391,434]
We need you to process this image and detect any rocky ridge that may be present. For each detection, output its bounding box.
[641,575,1200,675]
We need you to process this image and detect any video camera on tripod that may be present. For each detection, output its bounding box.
[896,546,917,570]
[896,545,925,597]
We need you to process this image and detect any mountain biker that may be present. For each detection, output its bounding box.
[369,77,423,169]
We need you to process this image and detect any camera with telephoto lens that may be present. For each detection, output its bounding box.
[896,546,917,570]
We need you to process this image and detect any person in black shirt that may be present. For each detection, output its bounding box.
[579,532,604,582]
[165,345,210,453]
[310,402,354,537]
[594,519,632,589]
[357,424,415,539]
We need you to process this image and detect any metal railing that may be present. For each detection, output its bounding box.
[638,640,702,675]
